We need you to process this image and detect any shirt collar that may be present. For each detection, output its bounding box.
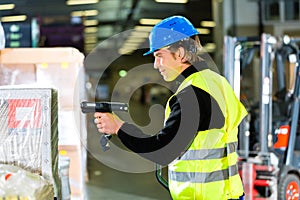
[173,61,208,88]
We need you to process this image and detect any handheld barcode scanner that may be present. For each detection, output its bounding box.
[80,101,129,151]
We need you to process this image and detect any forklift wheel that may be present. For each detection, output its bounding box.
[278,174,300,200]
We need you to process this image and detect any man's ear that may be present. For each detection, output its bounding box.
[177,47,187,62]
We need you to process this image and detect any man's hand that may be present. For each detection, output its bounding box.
[94,112,124,134]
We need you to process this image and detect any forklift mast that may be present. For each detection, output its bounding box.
[259,34,276,160]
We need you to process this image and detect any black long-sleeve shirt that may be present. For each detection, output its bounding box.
[117,61,224,165]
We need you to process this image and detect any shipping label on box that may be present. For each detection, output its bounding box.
[8,99,42,129]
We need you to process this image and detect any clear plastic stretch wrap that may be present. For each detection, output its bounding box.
[0,164,54,200]
[0,86,60,199]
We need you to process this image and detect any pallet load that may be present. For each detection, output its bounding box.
[0,47,87,200]
[0,86,60,199]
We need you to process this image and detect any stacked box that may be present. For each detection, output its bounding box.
[0,48,87,199]
[0,86,60,199]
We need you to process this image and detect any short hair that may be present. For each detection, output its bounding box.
[168,35,204,64]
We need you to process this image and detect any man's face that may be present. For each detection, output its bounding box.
[153,48,182,82]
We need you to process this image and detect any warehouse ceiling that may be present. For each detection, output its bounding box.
[0,0,214,69]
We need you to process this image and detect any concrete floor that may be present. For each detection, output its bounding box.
[85,153,171,200]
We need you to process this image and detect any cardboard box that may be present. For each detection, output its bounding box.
[0,47,86,111]
[0,64,36,85]
[0,48,84,64]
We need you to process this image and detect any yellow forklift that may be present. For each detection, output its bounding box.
[223,33,300,200]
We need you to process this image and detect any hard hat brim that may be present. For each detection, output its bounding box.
[143,50,154,56]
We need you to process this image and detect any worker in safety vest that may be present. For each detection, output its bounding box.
[94,15,247,200]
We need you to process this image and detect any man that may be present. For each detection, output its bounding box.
[94,15,247,200]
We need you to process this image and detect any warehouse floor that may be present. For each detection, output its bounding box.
[85,153,171,200]
[83,114,172,200]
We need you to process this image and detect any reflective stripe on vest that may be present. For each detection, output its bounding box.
[169,164,239,183]
[180,142,237,160]
[166,69,247,200]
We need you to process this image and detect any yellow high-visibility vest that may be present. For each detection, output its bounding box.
[165,69,248,200]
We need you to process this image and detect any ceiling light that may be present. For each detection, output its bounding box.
[129,31,149,38]
[204,43,216,52]
[85,44,97,51]
[1,15,27,22]
[71,10,99,17]
[155,0,188,3]
[84,27,98,33]
[85,35,97,41]
[125,38,146,44]
[120,46,137,51]
[134,26,153,32]
[85,37,97,44]
[0,4,15,10]
[196,28,210,35]
[66,0,99,6]
[139,18,162,25]
[85,33,97,38]
[84,19,98,26]
[121,37,145,52]
[118,48,134,55]
[200,21,216,27]
[122,42,141,48]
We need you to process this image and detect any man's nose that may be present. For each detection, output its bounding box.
[154,58,160,69]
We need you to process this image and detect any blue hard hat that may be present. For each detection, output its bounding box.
[143,16,199,56]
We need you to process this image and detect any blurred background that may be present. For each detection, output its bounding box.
[1,0,300,83]
[1,0,300,200]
